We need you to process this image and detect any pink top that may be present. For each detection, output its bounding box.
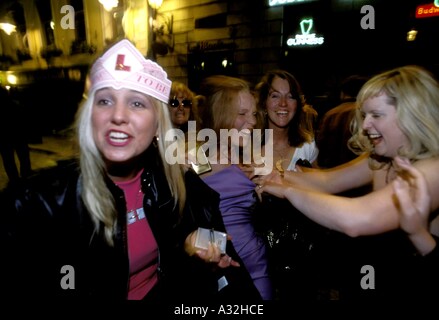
[115,169,159,300]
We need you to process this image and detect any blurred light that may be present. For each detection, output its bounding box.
[68,69,82,81]
[435,0,439,8]
[269,0,315,6]
[99,0,119,12]
[148,0,163,10]
[50,21,55,29]
[0,11,17,35]
[0,22,16,35]
[7,74,18,85]
[407,29,418,41]
[5,85,11,91]
[222,59,228,68]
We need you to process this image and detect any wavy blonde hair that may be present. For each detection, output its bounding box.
[75,90,186,246]
[349,65,439,168]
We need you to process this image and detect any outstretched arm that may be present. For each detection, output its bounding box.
[257,178,400,237]
[256,156,439,238]
[276,153,372,194]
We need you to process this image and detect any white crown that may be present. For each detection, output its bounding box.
[89,39,171,103]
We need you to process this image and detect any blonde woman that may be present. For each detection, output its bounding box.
[258,65,439,237]
[1,39,235,301]
[257,65,439,299]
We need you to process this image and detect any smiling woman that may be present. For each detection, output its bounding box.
[0,39,248,302]
[193,75,274,300]
[91,87,158,172]
[167,81,200,132]
[255,69,318,173]
[256,64,439,300]
[258,65,439,237]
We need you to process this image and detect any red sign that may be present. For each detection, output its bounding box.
[416,3,439,18]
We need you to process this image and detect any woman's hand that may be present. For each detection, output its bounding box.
[184,231,240,268]
[253,169,289,201]
[393,157,430,234]
[393,156,436,256]
[237,164,256,180]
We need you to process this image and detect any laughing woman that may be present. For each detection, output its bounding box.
[0,39,237,302]
[256,65,439,300]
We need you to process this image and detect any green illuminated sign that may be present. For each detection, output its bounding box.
[286,18,324,46]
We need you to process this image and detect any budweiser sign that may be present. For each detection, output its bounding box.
[416,3,439,18]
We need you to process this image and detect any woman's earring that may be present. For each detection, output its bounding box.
[153,136,159,148]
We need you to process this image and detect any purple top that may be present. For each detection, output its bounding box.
[203,165,273,300]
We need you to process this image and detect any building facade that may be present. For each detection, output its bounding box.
[0,0,438,134]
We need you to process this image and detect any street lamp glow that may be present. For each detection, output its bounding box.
[0,23,16,35]
[148,0,163,10]
[99,0,119,12]
[7,74,18,85]
[407,29,418,41]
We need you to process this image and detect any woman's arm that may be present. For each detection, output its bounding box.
[257,157,439,238]
[258,180,399,237]
[273,153,372,194]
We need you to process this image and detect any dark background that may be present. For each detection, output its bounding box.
[281,0,439,100]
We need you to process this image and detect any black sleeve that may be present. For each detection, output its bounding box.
[177,169,262,301]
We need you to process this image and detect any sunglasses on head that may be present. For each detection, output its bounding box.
[169,98,192,108]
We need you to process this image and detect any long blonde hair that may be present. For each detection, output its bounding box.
[75,90,186,246]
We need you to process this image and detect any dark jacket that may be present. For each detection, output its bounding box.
[183,170,262,301]
[0,154,190,300]
[1,150,260,301]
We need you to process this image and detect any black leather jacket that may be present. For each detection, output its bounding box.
[0,151,197,300]
[1,153,260,301]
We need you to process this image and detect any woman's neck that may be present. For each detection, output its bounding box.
[107,161,143,183]
[268,125,289,147]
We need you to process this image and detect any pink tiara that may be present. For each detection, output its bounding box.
[89,39,171,103]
